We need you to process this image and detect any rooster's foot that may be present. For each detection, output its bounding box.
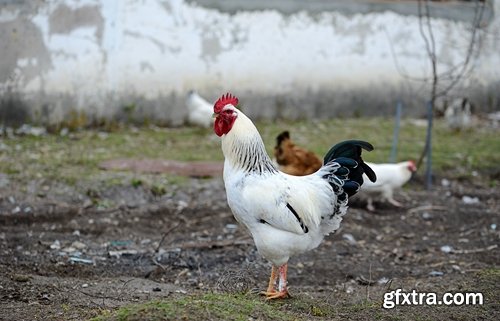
[261,290,290,300]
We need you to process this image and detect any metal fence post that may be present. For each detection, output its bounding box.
[390,101,402,163]
[425,101,433,190]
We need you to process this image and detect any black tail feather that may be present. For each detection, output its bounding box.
[360,162,377,183]
[323,140,374,164]
[323,140,376,197]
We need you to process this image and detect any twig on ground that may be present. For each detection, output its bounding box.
[407,205,448,214]
[366,262,372,300]
[73,288,124,301]
[120,278,137,290]
[452,244,497,254]
[155,222,181,253]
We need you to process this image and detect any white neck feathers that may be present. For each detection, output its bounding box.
[221,112,277,174]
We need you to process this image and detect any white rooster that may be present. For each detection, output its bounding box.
[185,90,214,127]
[213,93,376,299]
[360,161,417,211]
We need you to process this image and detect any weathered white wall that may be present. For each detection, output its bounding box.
[1,0,499,126]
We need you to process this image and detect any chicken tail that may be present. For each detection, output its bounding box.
[322,140,377,197]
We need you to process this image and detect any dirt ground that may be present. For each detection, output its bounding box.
[0,173,498,320]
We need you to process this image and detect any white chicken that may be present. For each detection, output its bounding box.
[213,93,376,299]
[185,90,214,127]
[360,161,417,211]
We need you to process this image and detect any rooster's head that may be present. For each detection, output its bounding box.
[213,93,239,137]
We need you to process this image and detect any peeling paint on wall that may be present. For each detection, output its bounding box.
[0,0,499,126]
[0,18,52,86]
[49,4,104,44]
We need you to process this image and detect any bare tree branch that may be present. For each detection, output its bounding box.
[436,0,485,97]
[391,0,486,102]
[417,1,433,64]
[414,0,485,188]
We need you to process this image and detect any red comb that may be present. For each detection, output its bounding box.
[214,93,238,113]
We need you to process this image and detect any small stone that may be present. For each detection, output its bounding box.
[440,245,453,253]
[71,241,87,250]
[429,271,444,277]
[342,233,357,245]
[61,247,77,253]
[83,199,93,208]
[377,277,390,285]
[461,196,479,204]
[422,212,433,220]
[50,240,61,250]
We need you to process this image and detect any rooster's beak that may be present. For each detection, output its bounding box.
[212,113,219,118]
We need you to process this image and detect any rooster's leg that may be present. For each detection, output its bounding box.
[264,263,290,300]
[260,265,278,296]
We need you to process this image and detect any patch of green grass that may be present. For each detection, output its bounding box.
[92,267,499,321]
[91,292,390,321]
[476,267,500,303]
[90,293,303,321]
[258,118,500,180]
[0,118,499,187]
[477,267,500,278]
[0,126,214,186]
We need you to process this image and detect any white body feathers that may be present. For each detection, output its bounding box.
[221,111,345,266]
[185,90,214,127]
[360,161,414,209]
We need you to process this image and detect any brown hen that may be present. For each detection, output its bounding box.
[274,131,322,176]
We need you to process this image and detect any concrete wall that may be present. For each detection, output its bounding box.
[0,0,499,127]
